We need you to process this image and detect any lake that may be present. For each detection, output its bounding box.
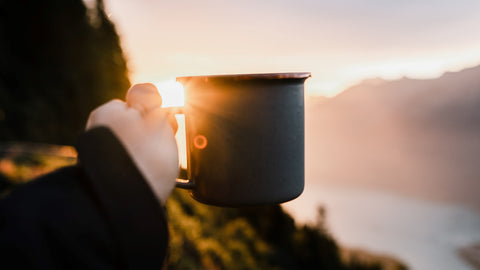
[283,182,480,270]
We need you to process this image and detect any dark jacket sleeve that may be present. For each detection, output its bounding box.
[0,127,169,269]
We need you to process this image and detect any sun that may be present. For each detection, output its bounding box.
[154,79,185,108]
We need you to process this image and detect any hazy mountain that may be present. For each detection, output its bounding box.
[306,65,480,213]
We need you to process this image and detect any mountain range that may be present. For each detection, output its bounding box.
[306,64,480,213]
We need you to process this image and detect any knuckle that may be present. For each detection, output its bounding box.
[88,100,127,125]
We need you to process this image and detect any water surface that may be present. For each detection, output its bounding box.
[283,183,480,270]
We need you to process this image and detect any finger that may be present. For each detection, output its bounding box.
[126,83,163,113]
[144,106,178,135]
[163,107,180,134]
[130,103,148,116]
[86,99,127,130]
[168,113,179,134]
[156,107,179,134]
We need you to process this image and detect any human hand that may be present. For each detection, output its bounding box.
[86,83,179,204]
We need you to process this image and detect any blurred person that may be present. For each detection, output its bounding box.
[0,84,178,269]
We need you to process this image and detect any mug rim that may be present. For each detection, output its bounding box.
[177,72,311,82]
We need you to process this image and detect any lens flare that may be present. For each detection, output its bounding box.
[193,135,208,150]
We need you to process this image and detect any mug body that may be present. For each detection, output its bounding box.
[177,73,310,206]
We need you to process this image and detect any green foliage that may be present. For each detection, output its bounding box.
[0,143,76,189]
[0,150,407,270]
[167,190,274,270]
[166,190,407,270]
[0,0,130,145]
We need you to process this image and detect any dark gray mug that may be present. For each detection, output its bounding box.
[174,72,310,207]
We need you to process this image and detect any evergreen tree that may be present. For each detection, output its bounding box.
[0,0,130,145]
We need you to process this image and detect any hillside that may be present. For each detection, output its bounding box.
[0,143,407,270]
[306,64,480,212]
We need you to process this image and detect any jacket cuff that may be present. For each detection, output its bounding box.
[76,127,168,268]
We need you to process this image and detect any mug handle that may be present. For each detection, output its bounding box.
[165,106,196,190]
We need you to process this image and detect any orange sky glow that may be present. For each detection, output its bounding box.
[102,0,480,97]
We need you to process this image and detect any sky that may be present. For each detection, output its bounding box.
[102,0,480,97]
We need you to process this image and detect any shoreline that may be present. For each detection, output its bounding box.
[283,184,480,270]
[458,244,480,270]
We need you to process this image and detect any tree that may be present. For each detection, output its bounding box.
[0,0,130,145]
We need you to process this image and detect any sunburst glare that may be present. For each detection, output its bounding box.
[154,79,185,107]
[153,79,187,168]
